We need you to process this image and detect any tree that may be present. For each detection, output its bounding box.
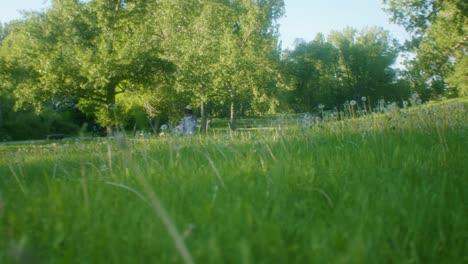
[164,0,229,131]
[283,33,341,112]
[384,0,467,97]
[1,0,175,131]
[210,0,285,128]
[284,27,405,112]
[162,0,285,129]
[328,27,401,103]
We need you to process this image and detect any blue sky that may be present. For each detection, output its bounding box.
[0,0,410,49]
[278,0,410,49]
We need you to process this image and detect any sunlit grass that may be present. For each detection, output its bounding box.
[0,98,467,263]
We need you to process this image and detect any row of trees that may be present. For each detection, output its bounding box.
[0,0,465,139]
[283,28,409,112]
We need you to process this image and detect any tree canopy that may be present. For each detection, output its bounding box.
[284,27,408,112]
[384,0,467,97]
[1,0,177,128]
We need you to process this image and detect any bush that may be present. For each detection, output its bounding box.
[0,108,81,140]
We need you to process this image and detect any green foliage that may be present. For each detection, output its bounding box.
[284,27,409,112]
[0,0,175,129]
[0,23,7,44]
[0,104,82,140]
[1,0,285,131]
[166,0,286,128]
[384,0,467,97]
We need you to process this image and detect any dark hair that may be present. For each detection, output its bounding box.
[185,108,193,115]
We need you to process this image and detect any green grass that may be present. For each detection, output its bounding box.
[0,99,467,263]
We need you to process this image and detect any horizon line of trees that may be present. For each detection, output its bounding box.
[0,0,465,140]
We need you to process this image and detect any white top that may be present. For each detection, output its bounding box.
[180,115,197,135]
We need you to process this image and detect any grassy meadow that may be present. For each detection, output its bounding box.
[1,98,467,263]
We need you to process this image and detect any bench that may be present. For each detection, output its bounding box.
[46,134,65,140]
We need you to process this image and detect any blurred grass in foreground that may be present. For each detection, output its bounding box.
[0,98,467,264]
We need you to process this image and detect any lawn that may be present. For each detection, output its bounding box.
[1,98,467,263]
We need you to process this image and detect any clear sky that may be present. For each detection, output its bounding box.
[278,0,410,49]
[0,0,410,49]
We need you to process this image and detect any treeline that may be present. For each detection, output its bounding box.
[0,0,465,140]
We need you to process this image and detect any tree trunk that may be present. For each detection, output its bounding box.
[229,101,236,130]
[106,84,117,136]
[200,100,207,133]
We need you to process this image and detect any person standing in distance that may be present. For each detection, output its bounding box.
[177,105,197,136]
